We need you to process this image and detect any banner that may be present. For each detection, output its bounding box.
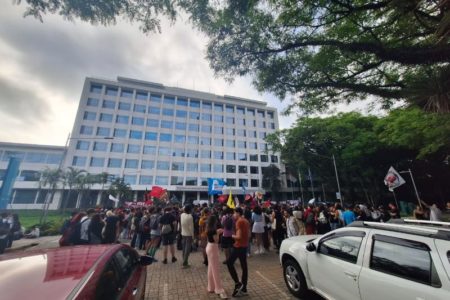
[208,178,227,195]
[384,166,406,192]
[0,157,21,209]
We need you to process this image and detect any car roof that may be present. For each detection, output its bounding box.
[0,244,122,300]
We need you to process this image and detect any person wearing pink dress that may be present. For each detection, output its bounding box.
[206,215,228,299]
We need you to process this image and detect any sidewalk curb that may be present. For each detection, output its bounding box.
[7,242,39,252]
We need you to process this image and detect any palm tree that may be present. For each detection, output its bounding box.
[39,167,62,224]
[108,178,132,208]
[75,173,97,209]
[262,164,282,201]
[96,172,110,207]
[61,167,86,213]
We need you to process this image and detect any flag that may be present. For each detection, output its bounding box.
[227,190,235,209]
[217,195,227,203]
[150,186,166,198]
[109,194,119,203]
[208,178,227,195]
[384,166,406,192]
[263,200,271,208]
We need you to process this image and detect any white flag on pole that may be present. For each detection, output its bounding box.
[384,166,406,192]
[109,194,119,203]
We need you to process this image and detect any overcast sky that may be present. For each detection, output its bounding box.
[0,3,299,146]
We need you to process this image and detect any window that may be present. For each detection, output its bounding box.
[237,118,245,126]
[90,84,102,94]
[164,96,175,105]
[190,112,200,120]
[227,178,236,186]
[270,123,276,129]
[200,137,211,145]
[239,166,248,173]
[141,160,154,169]
[268,111,274,119]
[158,133,171,142]
[99,113,113,122]
[147,119,159,127]
[145,132,157,141]
[214,139,223,147]
[214,151,224,159]
[271,155,279,163]
[237,129,246,137]
[136,91,148,100]
[161,120,173,129]
[175,122,186,130]
[108,158,122,168]
[72,156,86,167]
[87,98,99,106]
[200,164,211,172]
[174,135,185,143]
[249,154,258,162]
[318,234,363,264]
[150,94,161,103]
[226,128,235,136]
[140,176,153,185]
[111,143,124,153]
[190,100,200,108]
[251,179,259,187]
[213,164,223,173]
[83,111,96,121]
[214,126,224,134]
[226,105,234,113]
[105,87,118,96]
[250,166,258,174]
[258,121,266,128]
[249,142,257,150]
[214,115,223,123]
[226,152,235,160]
[76,141,90,150]
[129,130,142,140]
[125,159,138,168]
[102,100,115,109]
[114,128,127,138]
[171,162,185,171]
[188,124,199,132]
[121,89,133,98]
[200,150,211,159]
[134,104,146,113]
[201,125,212,133]
[148,107,160,115]
[203,101,212,110]
[225,140,235,148]
[186,149,198,158]
[127,144,140,153]
[238,153,247,161]
[90,157,105,167]
[95,261,120,300]
[186,163,198,172]
[239,179,248,187]
[116,115,129,124]
[157,161,170,170]
[259,132,267,139]
[162,108,174,116]
[132,117,144,126]
[176,110,187,118]
[158,147,171,156]
[155,176,168,185]
[143,146,156,155]
[172,148,185,157]
[187,136,198,144]
[247,109,255,116]
[237,141,246,149]
[226,165,236,173]
[258,110,265,118]
[24,152,47,163]
[370,236,440,286]
[124,175,136,185]
[202,113,212,121]
[96,127,110,137]
[46,154,62,164]
[186,177,197,186]
[93,142,107,151]
[13,189,38,203]
[249,130,257,138]
[260,143,268,151]
[80,125,93,135]
[214,104,223,112]
[237,107,245,115]
[226,116,234,124]
[118,102,131,111]
[171,176,184,185]
[177,98,188,106]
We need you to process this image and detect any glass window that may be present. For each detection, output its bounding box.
[213,151,224,159]
[118,102,131,111]
[227,178,236,186]
[271,155,279,163]
[260,155,268,162]
[251,179,259,187]
[249,130,257,138]
[203,101,212,110]
[162,108,174,116]
[108,158,122,168]
[226,165,236,173]
[171,176,184,185]
[214,115,223,123]
[249,154,258,162]
[226,105,234,113]
[93,142,107,151]
[187,136,199,144]
[145,132,158,141]
[96,127,110,137]
[237,118,245,126]
[90,84,102,94]
[237,107,245,115]
[143,145,156,155]
[239,166,248,173]
[24,152,46,163]
[201,113,212,121]
[114,128,127,138]
[214,126,224,134]
[134,104,146,113]
[270,123,276,129]
[260,143,268,151]
[90,157,105,167]
[155,176,168,185]
[249,142,257,150]
[150,94,161,103]
[200,150,211,159]
[258,110,265,118]
[132,117,144,126]
[190,112,200,120]
[250,166,258,174]
[127,144,140,153]
[76,141,90,150]
[247,109,255,116]
[213,164,223,173]
[268,111,274,119]
[200,137,211,145]
[190,100,200,108]
[141,160,154,169]
[124,175,136,185]
[237,141,246,149]
[214,139,223,147]
[106,87,118,96]
[226,116,234,124]
[111,143,124,153]
[188,124,199,132]
[72,156,86,167]
[136,91,148,100]
[186,149,198,158]
[239,179,248,187]
[319,235,363,264]
[175,122,187,130]
[116,115,129,124]
[129,130,142,140]
[161,120,173,129]
[83,111,96,121]
[148,107,160,115]
[171,162,185,171]
[201,125,212,133]
[46,154,62,164]
[140,175,153,185]
[157,161,170,170]
[258,121,266,128]
[238,153,247,161]
[176,110,187,118]
[200,164,211,172]
[147,119,159,127]
[87,97,99,106]
[19,170,41,181]
[226,128,235,136]
[164,96,175,105]
[259,132,267,139]
[225,140,235,148]
[102,100,115,109]
[125,159,138,168]
[226,152,235,160]
[158,147,171,156]
[121,89,133,98]
[99,113,112,122]
[186,177,197,186]
[160,133,172,142]
[174,135,185,143]
[237,129,246,137]
[80,125,93,135]
[172,148,185,157]
[186,163,198,172]
[214,103,223,112]
[177,98,188,106]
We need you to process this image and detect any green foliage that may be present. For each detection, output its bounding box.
[261,164,282,199]
[108,177,133,205]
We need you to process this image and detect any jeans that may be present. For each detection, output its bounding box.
[182,236,193,265]
[226,247,248,288]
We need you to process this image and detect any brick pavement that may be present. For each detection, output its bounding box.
[145,247,298,300]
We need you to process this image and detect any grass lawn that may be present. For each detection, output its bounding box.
[7,210,71,229]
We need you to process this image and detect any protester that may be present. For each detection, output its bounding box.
[271,205,284,250]
[102,210,120,244]
[160,207,178,264]
[304,204,316,234]
[413,204,426,220]
[130,210,143,249]
[146,206,162,260]
[221,207,234,263]
[251,206,265,254]
[285,209,300,238]
[316,205,331,234]
[206,215,228,299]
[199,208,210,266]
[342,205,356,226]
[79,208,96,244]
[88,213,104,244]
[180,205,194,268]
[388,203,401,219]
[420,200,442,221]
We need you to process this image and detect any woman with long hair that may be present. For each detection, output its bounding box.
[251,206,265,254]
[206,215,228,299]
[199,208,210,266]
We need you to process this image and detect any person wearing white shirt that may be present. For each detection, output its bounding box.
[180,205,194,268]
[420,200,442,221]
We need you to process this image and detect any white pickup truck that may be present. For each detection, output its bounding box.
[279,220,450,300]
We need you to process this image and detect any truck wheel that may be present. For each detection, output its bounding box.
[283,259,308,298]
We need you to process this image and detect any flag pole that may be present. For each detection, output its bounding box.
[408,169,422,208]
[308,167,315,200]
[332,154,343,206]
[298,170,305,207]
[392,190,399,208]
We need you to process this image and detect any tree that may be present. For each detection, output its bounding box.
[108,178,132,207]
[262,164,282,200]
[61,167,85,213]
[39,167,62,223]
[95,172,110,207]
[74,173,97,209]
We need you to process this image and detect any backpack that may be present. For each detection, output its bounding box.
[140,217,151,234]
[224,215,233,231]
[150,214,160,231]
[161,224,172,235]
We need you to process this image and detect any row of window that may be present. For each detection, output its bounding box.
[0,150,62,164]
[89,84,275,119]
[118,175,259,187]
[83,109,276,129]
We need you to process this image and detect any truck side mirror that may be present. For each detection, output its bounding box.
[306,242,316,252]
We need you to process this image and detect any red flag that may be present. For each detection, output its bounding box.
[150,186,166,198]
[145,199,154,206]
[263,200,271,208]
[217,195,227,203]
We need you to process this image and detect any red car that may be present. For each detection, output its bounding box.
[0,244,152,300]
